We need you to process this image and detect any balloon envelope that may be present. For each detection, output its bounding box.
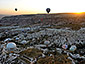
[21,40,27,44]
[69,45,77,52]
[6,42,16,51]
[44,40,50,45]
[15,8,17,11]
[46,8,51,13]
[62,44,68,49]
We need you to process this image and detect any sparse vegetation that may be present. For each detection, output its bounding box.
[20,48,43,58]
[54,24,83,30]
[20,57,30,64]
[37,54,72,64]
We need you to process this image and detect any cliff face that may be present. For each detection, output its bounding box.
[0,13,85,27]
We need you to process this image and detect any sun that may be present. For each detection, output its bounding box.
[75,12,83,14]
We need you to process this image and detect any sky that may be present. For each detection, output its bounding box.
[0,0,85,15]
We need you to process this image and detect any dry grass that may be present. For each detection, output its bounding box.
[20,48,42,58]
[37,54,72,64]
[54,24,82,30]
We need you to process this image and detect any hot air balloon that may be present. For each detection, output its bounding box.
[20,40,27,44]
[62,44,68,50]
[15,8,17,11]
[6,42,16,52]
[46,8,51,13]
[44,40,50,45]
[4,38,12,43]
[69,45,77,52]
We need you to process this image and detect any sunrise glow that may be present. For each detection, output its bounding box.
[75,12,83,14]
[0,0,85,15]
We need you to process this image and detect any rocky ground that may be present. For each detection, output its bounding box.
[0,13,85,64]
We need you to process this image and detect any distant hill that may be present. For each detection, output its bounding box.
[0,15,5,19]
[0,13,85,28]
[0,14,11,19]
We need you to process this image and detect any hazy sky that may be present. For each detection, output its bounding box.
[0,0,85,15]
